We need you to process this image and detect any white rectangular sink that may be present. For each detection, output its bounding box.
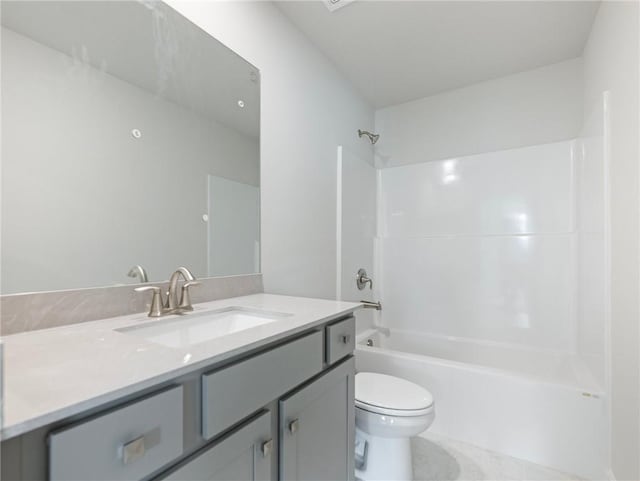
[117,307,292,348]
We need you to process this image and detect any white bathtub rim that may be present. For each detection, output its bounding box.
[356,329,604,395]
[360,327,593,359]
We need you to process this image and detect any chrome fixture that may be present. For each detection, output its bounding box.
[122,435,146,465]
[366,339,374,347]
[127,265,148,283]
[356,268,373,290]
[360,300,382,311]
[288,419,299,434]
[261,439,274,458]
[166,267,199,311]
[134,286,165,317]
[178,281,200,311]
[358,129,380,145]
[134,267,199,317]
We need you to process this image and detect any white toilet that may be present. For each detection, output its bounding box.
[354,372,435,481]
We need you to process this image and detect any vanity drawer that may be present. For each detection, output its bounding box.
[202,330,323,439]
[49,386,183,481]
[325,316,355,365]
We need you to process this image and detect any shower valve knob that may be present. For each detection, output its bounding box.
[356,268,373,290]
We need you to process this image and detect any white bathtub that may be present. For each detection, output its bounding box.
[355,329,607,480]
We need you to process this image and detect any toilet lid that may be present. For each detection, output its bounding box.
[355,372,434,415]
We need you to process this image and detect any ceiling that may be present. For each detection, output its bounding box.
[275,1,600,108]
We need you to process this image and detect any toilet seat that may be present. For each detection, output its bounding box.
[355,372,434,417]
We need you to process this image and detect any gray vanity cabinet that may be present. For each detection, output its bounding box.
[1,314,357,481]
[159,411,273,481]
[279,357,355,481]
[49,386,184,481]
[201,331,324,440]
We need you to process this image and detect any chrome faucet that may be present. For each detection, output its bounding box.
[166,267,199,311]
[135,267,199,317]
[134,286,165,317]
[127,265,148,283]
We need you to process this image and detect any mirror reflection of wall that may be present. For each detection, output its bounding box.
[0,1,260,294]
[207,176,260,277]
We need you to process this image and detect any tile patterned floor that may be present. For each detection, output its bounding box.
[412,433,582,481]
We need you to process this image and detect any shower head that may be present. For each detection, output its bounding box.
[358,129,380,145]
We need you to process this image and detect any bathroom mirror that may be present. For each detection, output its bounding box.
[1,1,260,294]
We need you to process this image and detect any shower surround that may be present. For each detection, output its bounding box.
[347,114,608,478]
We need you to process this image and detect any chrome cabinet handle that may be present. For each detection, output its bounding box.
[340,334,351,344]
[122,435,146,465]
[288,419,299,435]
[261,439,273,458]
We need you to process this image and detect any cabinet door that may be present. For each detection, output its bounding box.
[160,411,273,481]
[279,357,355,481]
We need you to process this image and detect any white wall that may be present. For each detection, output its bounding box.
[338,146,377,334]
[1,27,259,293]
[208,176,260,277]
[582,2,640,479]
[576,94,608,391]
[380,141,577,352]
[168,1,375,300]
[375,58,583,167]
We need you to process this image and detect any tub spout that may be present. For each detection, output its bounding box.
[360,300,382,311]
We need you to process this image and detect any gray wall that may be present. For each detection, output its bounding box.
[1,27,259,293]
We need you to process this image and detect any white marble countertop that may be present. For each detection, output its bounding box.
[1,293,361,440]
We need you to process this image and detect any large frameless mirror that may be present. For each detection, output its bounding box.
[1,0,260,294]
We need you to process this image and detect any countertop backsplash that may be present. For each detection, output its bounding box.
[0,274,263,336]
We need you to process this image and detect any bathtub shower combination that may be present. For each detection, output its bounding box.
[339,95,609,480]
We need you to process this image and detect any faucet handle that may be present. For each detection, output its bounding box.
[179,281,200,311]
[356,268,373,290]
[135,286,165,317]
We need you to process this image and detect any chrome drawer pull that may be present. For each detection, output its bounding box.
[288,419,299,435]
[261,439,273,458]
[122,435,146,465]
[340,334,351,344]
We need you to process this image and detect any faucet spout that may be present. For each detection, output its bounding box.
[166,267,196,310]
[127,265,148,283]
[360,300,382,311]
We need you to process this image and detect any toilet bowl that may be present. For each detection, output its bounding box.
[354,372,435,481]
